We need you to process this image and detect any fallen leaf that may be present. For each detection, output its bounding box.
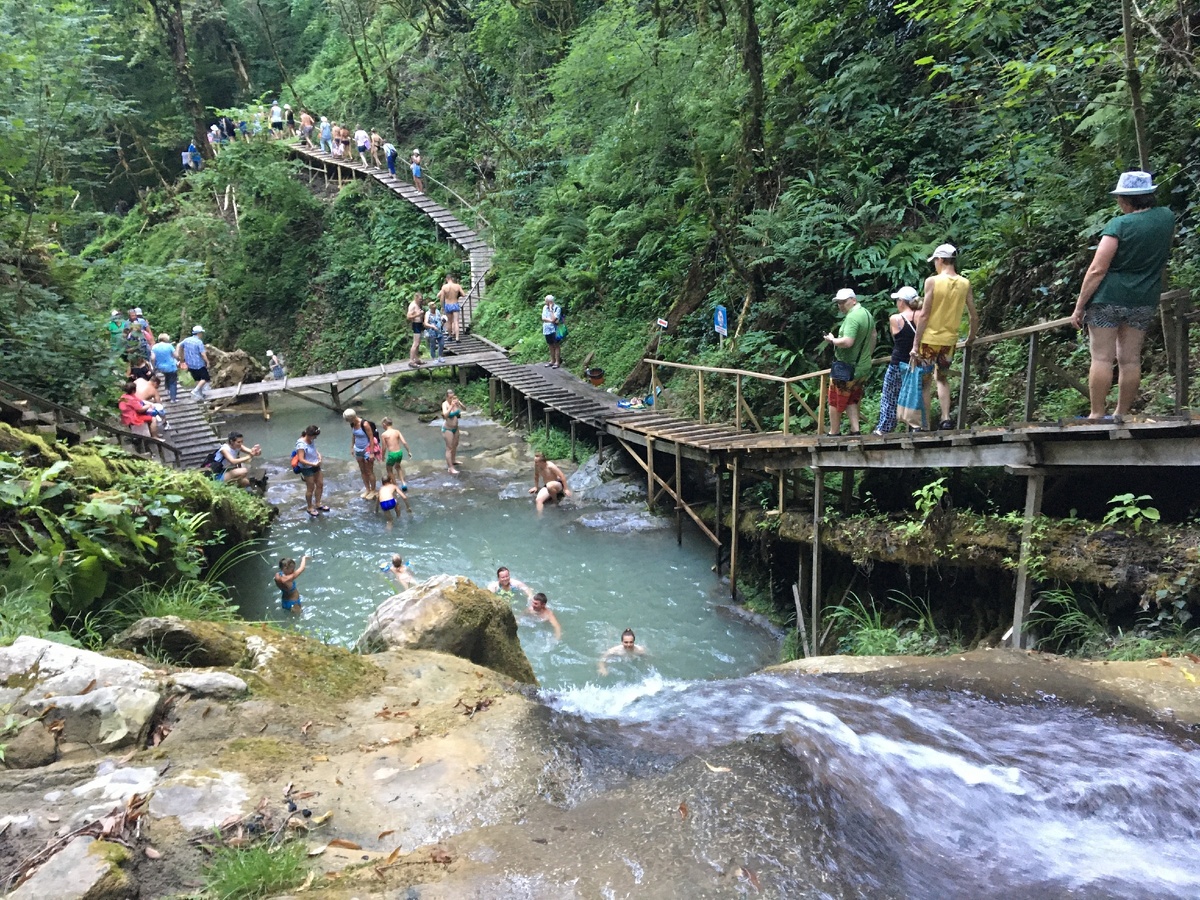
[678,801,689,820]
[701,760,731,773]
[311,755,329,762]
[307,845,328,857]
[295,791,316,799]
[409,757,423,770]
[144,847,162,859]
[1184,670,1197,683]
[286,816,308,830]
[335,778,343,786]
[218,814,242,829]
[301,721,313,735]
[739,866,761,891]
[202,706,212,718]
[328,838,361,850]
[411,698,420,706]
[325,872,341,881]
[383,847,401,865]
[311,810,334,826]
[373,866,387,880]
[378,829,395,840]
[80,678,97,695]
[295,871,316,892]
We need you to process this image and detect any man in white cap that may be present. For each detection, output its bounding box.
[541,294,563,369]
[177,325,211,401]
[911,243,978,430]
[822,289,875,435]
[1070,171,1175,420]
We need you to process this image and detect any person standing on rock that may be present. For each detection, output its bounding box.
[438,273,466,343]
[528,593,562,639]
[598,629,646,676]
[541,294,562,369]
[911,243,978,430]
[151,333,179,402]
[177,325,211,401]
[530,451,571,512]
[488,566,534,603]
[441,389,465,474]
[275,555,308,612]
[293,425,327,517]
[379,418,413,492]
[407,292,426,367]
[343,408,378,500]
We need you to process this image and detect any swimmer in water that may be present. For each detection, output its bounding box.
[487,566,534,603]
[274,555,309,613]
[598,628,645,675]
[385,553,416,589]
[528,592,562,639]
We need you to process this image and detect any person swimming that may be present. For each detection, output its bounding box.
[274,555,309,612]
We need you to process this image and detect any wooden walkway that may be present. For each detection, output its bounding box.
[288,144,493,335]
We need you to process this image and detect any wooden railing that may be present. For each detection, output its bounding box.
[0,379,182,466]
[644,306,1194,434]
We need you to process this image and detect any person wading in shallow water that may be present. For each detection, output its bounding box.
[598,628,646,675]
[293,425,327,517]
[274,555,309,613]
[441,389,465,474]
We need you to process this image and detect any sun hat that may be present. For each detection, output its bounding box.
[1110,171,1157,195]
[927,243,957,261]
[545,294,556,302]
[834,288,857,302]
[192,324,204,334]
[891,286,920,302]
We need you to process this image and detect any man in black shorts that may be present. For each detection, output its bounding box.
[177,324,212,401]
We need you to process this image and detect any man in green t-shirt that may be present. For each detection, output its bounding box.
[823,288,875,436]
[1070,170,1175,419]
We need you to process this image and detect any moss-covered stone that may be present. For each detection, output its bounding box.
[241,625,386,701]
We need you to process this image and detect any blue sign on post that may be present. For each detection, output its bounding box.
[714,305,728,337]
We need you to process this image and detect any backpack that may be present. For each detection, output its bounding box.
[365,420,384,462]
[202,446,226,478]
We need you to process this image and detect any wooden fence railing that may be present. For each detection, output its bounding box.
[646,288,1194,434]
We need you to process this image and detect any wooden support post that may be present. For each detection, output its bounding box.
[782,383,790,435]
[714,465,723,575]
[811,468,824,654]
[1174,292,1191,413]
[260,393,271,421]
[1011,470,1045,649]
[796,554,810,657]
[956,345,974,429]
[570,421,577,461]
[511,386,519,421]
[526,397,533,429]
[544,409,550,438]
[840,468,853,513]
[675,442,684,546]
[817,375,828,434]
[489,378,496,419]
[330,383,341,409]
[646,437,655,511]
[735,375,743,431]
[730,456,740,600]
[698,371,705,424]
[458,367,466,387]
[778,471,785,514]
[1024,332,1039,422]
[598,433,604,463]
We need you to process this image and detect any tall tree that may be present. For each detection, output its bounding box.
[144,0,211,157]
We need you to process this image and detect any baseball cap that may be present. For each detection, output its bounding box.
[192,325,204,334]
[545,294,556,302]
[927,243,957,261]
[834,288,856,302]
[890,286,920,302]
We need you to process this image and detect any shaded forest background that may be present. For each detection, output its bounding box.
[1,0,1198,422]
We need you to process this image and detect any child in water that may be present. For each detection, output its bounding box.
[377,475,409,527]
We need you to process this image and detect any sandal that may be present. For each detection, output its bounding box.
[306,508,319,517]
[318,505,331,512]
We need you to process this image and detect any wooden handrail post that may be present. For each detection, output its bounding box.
[735,374,742,431]
[1175,292,1191,413]
[955,345,974,429]
[817,375,827,434]
[698,371,705,424]
[782,381,790,435]
[1024,332,1039,422]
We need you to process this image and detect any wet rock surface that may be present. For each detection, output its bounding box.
[205,346,266,388]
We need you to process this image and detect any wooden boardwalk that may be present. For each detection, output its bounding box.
[288,144,493,335]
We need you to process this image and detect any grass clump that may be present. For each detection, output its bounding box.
[826,591,962,657]
[203,840,307,900]
[1031,588,1200,661]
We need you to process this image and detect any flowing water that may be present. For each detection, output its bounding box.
[221,390,780,688]
[223,390,1200,898]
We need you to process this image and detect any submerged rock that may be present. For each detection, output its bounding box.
[358,575,537,684]
[576,507,668,533]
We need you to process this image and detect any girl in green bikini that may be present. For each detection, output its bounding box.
[441,389,465,474]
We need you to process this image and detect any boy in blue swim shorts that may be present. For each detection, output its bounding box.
[377,475,410,527]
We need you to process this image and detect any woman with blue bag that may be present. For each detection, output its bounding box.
[873,286,922,434]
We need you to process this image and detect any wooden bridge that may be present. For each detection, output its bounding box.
[287,143,493,334]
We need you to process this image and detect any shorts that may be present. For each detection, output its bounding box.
[411,321,424,334]
[189,366,211,383]
[380,498,397,511]
[354,447,371,461]
[301,125,313,137]
[214,471,226,482]
[545,332,559,345]
[271,122,283,131]
[282,596,300,610]
[1085,303,1156,331]
[296,465,318,478]
[828,379,865,413]
[444,303,461,313]
[357,143,368,153]
[386,449,405,465]
[914,343,954,374]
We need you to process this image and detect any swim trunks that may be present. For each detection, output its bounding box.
[828,379,865,413]
[380,498,397,511]
[444,302,461,313]
[411,321,423,334]
[282,596,300,610]
[1085,303,1156,331]
[914,343,954,374]
[386,449,405,465]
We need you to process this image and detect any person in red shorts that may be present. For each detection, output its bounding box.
[823,289,875,436]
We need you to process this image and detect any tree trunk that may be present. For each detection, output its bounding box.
[206,0,253,95]
[1121,0,1152,171]
[145,0,211,158]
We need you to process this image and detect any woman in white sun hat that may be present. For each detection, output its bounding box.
[1070,171,1175,421]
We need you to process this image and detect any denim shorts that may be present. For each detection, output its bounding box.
[1085,304,1156,331]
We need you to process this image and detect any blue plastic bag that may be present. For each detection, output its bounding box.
[895,362,927,430]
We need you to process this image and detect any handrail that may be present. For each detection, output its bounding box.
[0,379,183,466]
[644,315,1083,435]
[423,173,492,232]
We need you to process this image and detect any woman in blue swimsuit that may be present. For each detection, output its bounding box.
[274,555,309,613]
[441,389,464,474]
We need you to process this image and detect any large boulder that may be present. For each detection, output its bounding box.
[205,345,266,388]
[358,575,537,684]
[7,837,135,900]
[0,637,163,755]
[110,616,246,667]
